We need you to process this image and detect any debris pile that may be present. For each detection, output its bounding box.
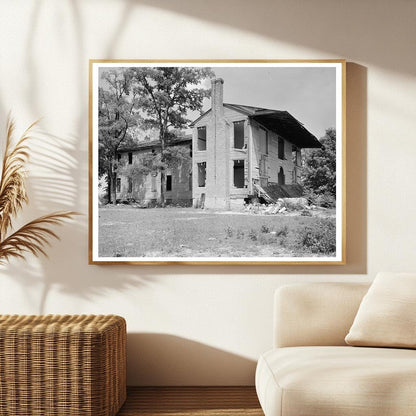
[244,197,315,216]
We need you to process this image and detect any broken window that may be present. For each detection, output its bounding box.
[278,138,284,160]
[197,126,207,151]
[278,167,285,185]
[198,162,206,187]
[233,160,245,188]
[233,121,245,149]
[292,145,301,166]
[259,128,268,154]
[128,152,133,164]
[128,177,133,193]
[166,175,172,191]
[116,178,121,193]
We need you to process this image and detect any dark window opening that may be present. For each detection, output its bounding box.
[233,121,245,149]
[189,172,192,191]
[233,160,245,188]
[198,162,206,187]
[197,126,207,151]
[117,153,121,162]
[128,177,133,193]
[278,138,284,160]
[128,152,133,164]
[116,178,121,193]
[166,175,172,191]
[278,167,285,185]
[189,145,193,157]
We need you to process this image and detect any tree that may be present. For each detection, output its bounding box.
[98,68,139,204]
[301,128,336,207]
[128,66,214,206]
[98,66,214,206]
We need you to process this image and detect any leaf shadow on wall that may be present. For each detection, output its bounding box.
[0,129,153,314]
[0,0,152,314]
[135,0,416,77]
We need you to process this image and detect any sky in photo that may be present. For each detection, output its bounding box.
[193,66,336,140]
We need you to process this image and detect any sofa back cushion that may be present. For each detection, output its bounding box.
[346,272,416,348]
[274,283,370,348]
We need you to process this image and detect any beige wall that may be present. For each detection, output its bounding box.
[0,0,415,385]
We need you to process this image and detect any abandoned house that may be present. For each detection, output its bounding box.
[115,77,321,208]
[115,135,192,206]
[190,78,322,209]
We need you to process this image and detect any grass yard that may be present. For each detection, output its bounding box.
[98,206,336,258]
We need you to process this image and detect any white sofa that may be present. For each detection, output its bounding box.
[255,283,416,416]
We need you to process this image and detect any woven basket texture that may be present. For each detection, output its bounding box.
[0,314,126,416]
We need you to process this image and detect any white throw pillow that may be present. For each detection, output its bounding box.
[345,272,416,348]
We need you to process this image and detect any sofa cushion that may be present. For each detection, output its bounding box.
[345,272,416,348]
[256,346,416,416]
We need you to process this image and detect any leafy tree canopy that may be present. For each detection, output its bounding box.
[301,128,336,206]
[98,66,214,204]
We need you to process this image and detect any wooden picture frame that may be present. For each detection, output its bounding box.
[89,60,346,265]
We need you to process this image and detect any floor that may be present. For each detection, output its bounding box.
[117,386,264,416]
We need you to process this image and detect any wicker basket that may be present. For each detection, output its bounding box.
[0,314,126,416]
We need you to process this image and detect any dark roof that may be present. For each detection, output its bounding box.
[191,103,321,149]
[118,135,192,153]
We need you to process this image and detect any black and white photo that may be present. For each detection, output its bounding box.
[89,60,345,264]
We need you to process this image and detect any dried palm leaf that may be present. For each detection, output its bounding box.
[0,211,78,264]
[0,116,79,264]
[0,116,38,238]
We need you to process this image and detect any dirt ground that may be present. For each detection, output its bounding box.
[98,206,336,258]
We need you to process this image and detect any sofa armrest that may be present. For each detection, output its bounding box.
[274,283,370,348]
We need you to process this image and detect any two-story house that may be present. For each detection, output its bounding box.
[190,78,322,209]
[115,136,192,206]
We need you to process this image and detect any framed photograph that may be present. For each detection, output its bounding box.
[89,60,345,265]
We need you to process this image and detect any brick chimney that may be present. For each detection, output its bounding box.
[204,77,229,209]
[211,78,224,118]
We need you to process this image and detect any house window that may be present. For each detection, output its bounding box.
[197,126,207,151]
[128,177,133,193]
[189,171,192,191]
[278,167,285,185]
[116,178,121,193]
[233,121,245,149]
[233,160,245,188]
[117,153,121,162]
[278,138,284,160]
[259,128,268,154]
[166,175,172,191]
[197,162,206,187]
[292,146,297,164]
[128,152,133,164]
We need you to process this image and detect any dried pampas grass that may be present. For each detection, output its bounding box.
[0,115,77,264]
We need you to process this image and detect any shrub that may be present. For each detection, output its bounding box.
[276,225,288,237]
[248,229,258,241]
[295,219,336,254]
[261,225,270,234]
[314,193,336,208]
